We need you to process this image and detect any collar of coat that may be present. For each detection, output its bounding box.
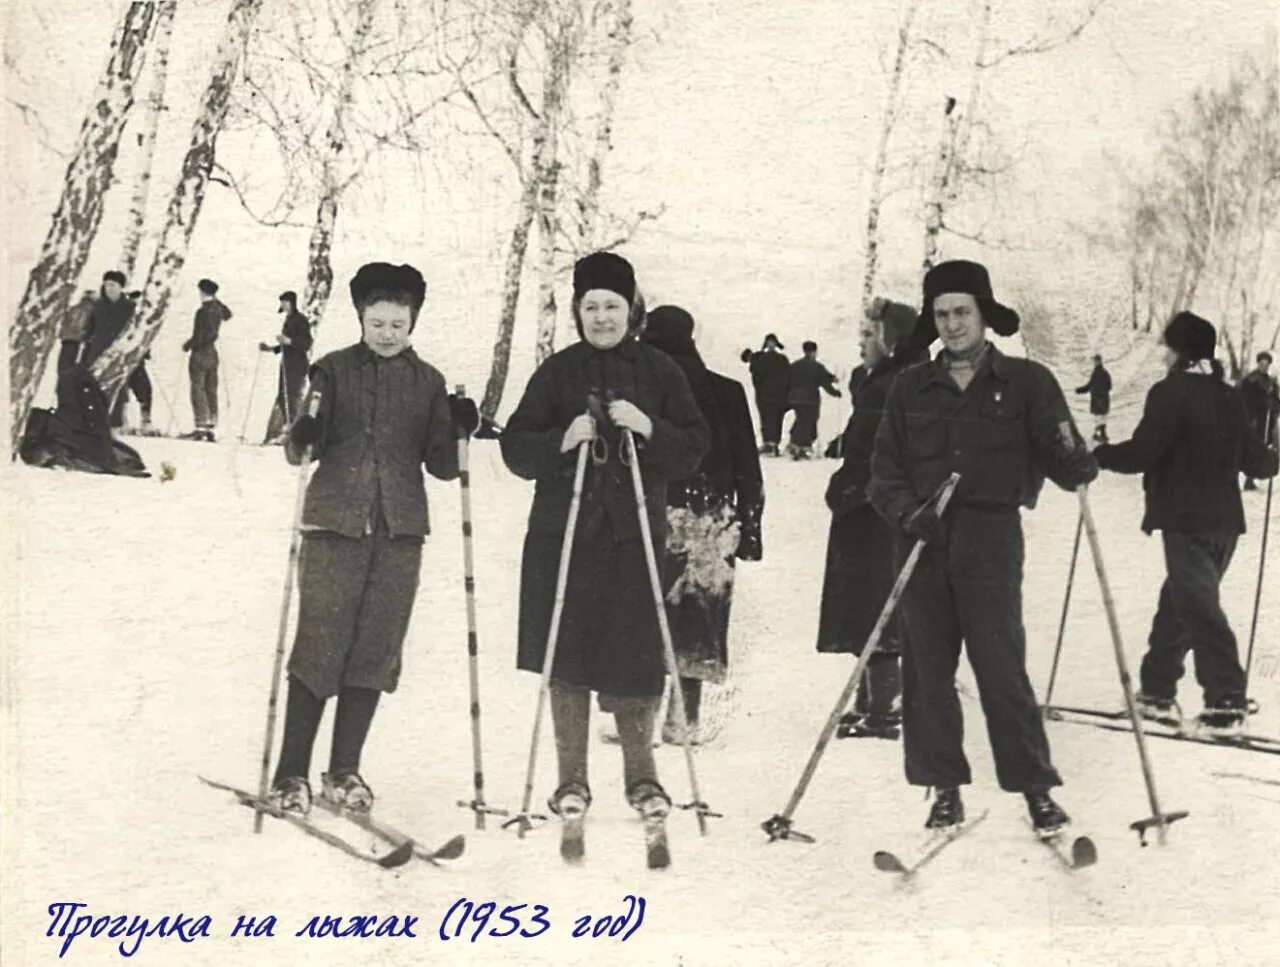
[356,342,421,365]
[922,341,1012,387]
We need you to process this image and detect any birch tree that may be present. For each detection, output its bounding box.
[8,2,156,455]
[119,0,178,279]
[93,0,266,404]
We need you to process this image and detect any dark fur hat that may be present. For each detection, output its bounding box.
[1164,311,1216,362]
[644,305,696,355]
[197,278,219,296]
[102,270,126,286]
[912,260,1020,350]
[573,252,636,305]
[349,262,426,322]
[279,290,298,307]
[867,296,920,354]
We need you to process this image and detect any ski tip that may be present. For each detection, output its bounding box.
[873,850,907,874]
[1071,836,1098,868]
[380,839,415,869]
[429,834,466,861]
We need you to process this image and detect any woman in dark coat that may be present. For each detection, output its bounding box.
[500,253,710,824]
[817,297,924,738]
[642,305,764,745]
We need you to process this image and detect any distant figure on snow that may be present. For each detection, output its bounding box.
[181,278,233,442]
[786,340,840,459]
[740,333,790,456]
[643,304,764,745]
[1074,353,1112,443]
[261,290,315,445]
[1094,312,1278,736]
[1238,350,1279,490]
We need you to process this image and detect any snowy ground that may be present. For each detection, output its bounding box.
[3,424,1279,967]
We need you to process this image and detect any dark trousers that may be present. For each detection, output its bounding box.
[110,363,153,427]
[57,340,82,374]
[789,404,819,448]
[756,398,787,446]
[189,347,219,429]
[1140,531,1244,707]
[897,507,1060,792]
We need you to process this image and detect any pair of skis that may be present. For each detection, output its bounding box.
[200,777,465,870]
[520,803,670,871]
[873,811,1097,878]
[1044,705,1280,757]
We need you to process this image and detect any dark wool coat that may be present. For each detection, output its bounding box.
[501,338,710,698]
[817,351,923,654]
[1094,369,1278,535]
[188,298,233,350]
[287,343,460,537]
[1239,369,1280,441]
[80,294,135,366]
[787,356,840,406]
[746,349,791,404]
[1075,363,1113,415]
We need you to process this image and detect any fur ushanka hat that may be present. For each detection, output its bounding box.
[1164,310,1216,362]
[573,252,636,306]
[867,296,919,354]
[349,262,426,330]
[911,260,1020,351]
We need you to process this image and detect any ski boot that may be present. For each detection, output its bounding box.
[845,710,901,740]
[1243,478,1258,492]
[1025,790,1070,839]
[1134,692,1182,727]
[660,719,702,746]
[266,775,312,816]
[924,787,964,830]
[320,771,374,813]
[548,781,591,864]
[627,779,672,821]
[1197,695,1250,738]
[835,711,862,737]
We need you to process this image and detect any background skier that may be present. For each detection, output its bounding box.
[266,261,478,816]
[500,252,709,829]
[1093,312,1278,736]
[868,259,1099,836]
[181,277,233,442]
[643,304,763,745]
[79,270,133,368]
[1238,350,1279,490]
[1074,353,1112,443]
[740,333,790,455]
[261,290,315,444]
[786,341,841,459]
[818,297,925,740]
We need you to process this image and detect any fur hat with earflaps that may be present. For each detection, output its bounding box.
[1163,311,1216,362]
[867,297,920,355]
[910,260,1020,351]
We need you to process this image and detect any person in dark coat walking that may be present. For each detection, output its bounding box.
[58,288,97,374]
[266,262,479,816]
[1074,353,1112,443]
[740,334,790,455]
[261,290,315,444]
[643,304,764,745]
[1238,350,1279,490]
[501,252,710,825]
[868,259,1099,836]
[818,297,925,740]
[786,341,841,459]
[1093,313,1278,736]
[181,278,233,442]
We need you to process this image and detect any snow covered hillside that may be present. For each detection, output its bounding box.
[3,434,1279,966]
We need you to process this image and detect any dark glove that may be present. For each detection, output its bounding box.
[259,341,278,353]
[1061,444,1100,487]
[902,503,947,546]
[181,339,192,352]
[290,415,324,449]
[740,349,753,364]
[736,512,763,562]
[449,393,480,438]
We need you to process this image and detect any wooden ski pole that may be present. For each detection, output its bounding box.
[1043,511,1084,707]
[1065,424,1187,846]
[762,472,960,843]
[1243,419,1275,687]
[254,392,322,832]
[452,385,508,829]
[504,438,591,837]
[623,429,716,835]
[238,349,265,443]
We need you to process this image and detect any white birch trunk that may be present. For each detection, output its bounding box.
[577,0,632,250]
[480,181,540,420]
[8,1,156,455]
[921,97,958,274]
[119,0,177,280]
[533,16,574,365]
[92,0,265,404]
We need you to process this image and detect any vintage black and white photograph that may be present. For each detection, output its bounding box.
[2,0,1279,963]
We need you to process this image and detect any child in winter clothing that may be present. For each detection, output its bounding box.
[501,252,709,825]
[267,262,479,815]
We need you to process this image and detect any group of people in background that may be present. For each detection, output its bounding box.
[55,271,316,446]
[740,336,842,460]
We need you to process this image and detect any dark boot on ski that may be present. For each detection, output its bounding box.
[320,771,374,812]
[266,775,312,816]
[1134,692,1181,727]
[847,711,901,740]
[547,780,592,818]
[1025,790,1070,838]
[1198,694,1248,738]
[925,787,964,831]
[627,779,672,821]
[1243,478,1258,491]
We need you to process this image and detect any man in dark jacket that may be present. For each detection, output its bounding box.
[1239,350,1279,490]
[79,271,133,368]
[869,259,1098,837]
[262,290,315,444]
[1075,353,1112,443]
[1094,313,1278,736]
[786,341,841,459]
[181,278,233,442]
[740,334,790,456]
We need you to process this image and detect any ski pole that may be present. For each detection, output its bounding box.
[253,392,322,833]
[504,437,591,838]
[1243,419,1275,688]
[623,429,716,835]
[1043,511,1084,707]
[1064,424,1187,846]
[762,472,960,843]
[452,384,508,830]
[238,349,265,443]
